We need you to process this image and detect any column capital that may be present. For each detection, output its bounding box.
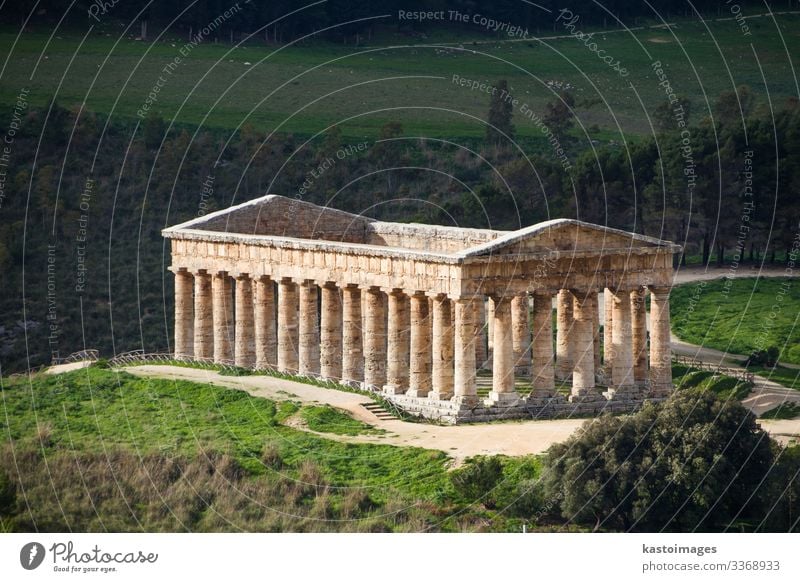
[647,285,671,297]
[234,272,252,281]
[280,276,294,284]
[320,280,338,289]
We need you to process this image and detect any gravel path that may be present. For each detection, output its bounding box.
[122,365,799,458]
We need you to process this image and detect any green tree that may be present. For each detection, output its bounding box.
[543,90,576,141]
[486,79,515,147]
[542,389,773,531]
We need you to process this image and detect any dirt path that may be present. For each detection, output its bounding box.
[122,365,799,458]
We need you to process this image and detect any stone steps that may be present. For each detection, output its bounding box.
[361,402,396,420]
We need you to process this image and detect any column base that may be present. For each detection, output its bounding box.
[428,391,454,401]
[569,390,604,403]
[485,391,520,406]
[452,395,480,408]
[405,388,431,398]
[383,384,407,395]
[603,386,640,401]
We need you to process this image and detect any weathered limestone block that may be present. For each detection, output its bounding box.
[384,290,410,394]
[364,287,387,389]
[193,271,213,359]
[649,286,673,396]
[454,298,478,405]
[488,296,518,405]
[605,288,635,399]
[531,292,555,397]
[474,298,488,368]
[320,282,343,380]
[174,270,193,358]
[430,295,454,400]
[512,294,532,376]
[555,289,574,380]
[212,272,233,364]
[407,292,432,397]
[299,281,320,376]
[277,278,299,373]
[234,274,255,368]
[570,291,600,402]
[342,285,363,384]
[631,286,648,384]
[254,276,277,369]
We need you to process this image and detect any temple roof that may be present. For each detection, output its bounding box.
[163,194,681,261]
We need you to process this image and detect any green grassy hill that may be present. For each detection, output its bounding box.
[2,13,798,139]
[671,278,800,365]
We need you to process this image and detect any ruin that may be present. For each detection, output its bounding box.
[163,195,681,423]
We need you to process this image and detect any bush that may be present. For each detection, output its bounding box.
[450,456,503,507]
[746,347,780,367]
[542,389,774,531]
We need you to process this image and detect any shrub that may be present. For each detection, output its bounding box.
[450,456,503,507]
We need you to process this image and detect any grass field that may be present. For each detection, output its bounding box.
[2,13,798,139]
[672,363,753,400]
[0,366,543,532]
[671,278,800,365]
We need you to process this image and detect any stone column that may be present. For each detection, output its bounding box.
[342,285,363,385]
[592,292,602,374]
[299,281,320,376]
[454,298,478,404]
[486,298,495,353]
[320,282,343,381]
[649,286,673,397]
[407,292,432,397]
[474,298,488,368]
[631,286,648,385]
[364,287,387,389]
[254,277,277,369]
[385,290,410,394]
[571,291,597,400]
[555,289,574,380]
[193,271,213,360]
[431,295,454,400]
[489,296,517,404]
[606,288,634,396]
[212,272,233,364]
[174,270,193,359]
[512,294,532,376]
[234,274,255,368]
[530,292,555,397]
[603,288,614,376]
[277,278,299,374]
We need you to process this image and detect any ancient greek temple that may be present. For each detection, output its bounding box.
[163,195,680,423]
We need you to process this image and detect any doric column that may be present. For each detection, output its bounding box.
[512,294,532,376]
[431,295,454,400]
[342,285,363,384]
[364,287,387,389]
[486,298,495,353]
[454,298,478,404]
[571,291,597,400]
[277,278,299,374]
[320,282,343,381]
[234,274,255,368]
[299,280,320,376]
[384,289,410,394]
[631,286,648,384]
[212,272,233,364]
[407,292,432,397]
[603,288,614,376]
[649,286,673,397]
[531,291,555,397]
[193,271,213,360]
[608,288,634,394]
[592,292,601,374]
[474,298,488,368]
[489,296,518,404]
[254,277,277,369]
[555,289,574,380]
[174,270,193,359]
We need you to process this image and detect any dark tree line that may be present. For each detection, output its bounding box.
[3,1,787,44]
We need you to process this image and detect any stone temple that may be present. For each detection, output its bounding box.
[163,195,681,423]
